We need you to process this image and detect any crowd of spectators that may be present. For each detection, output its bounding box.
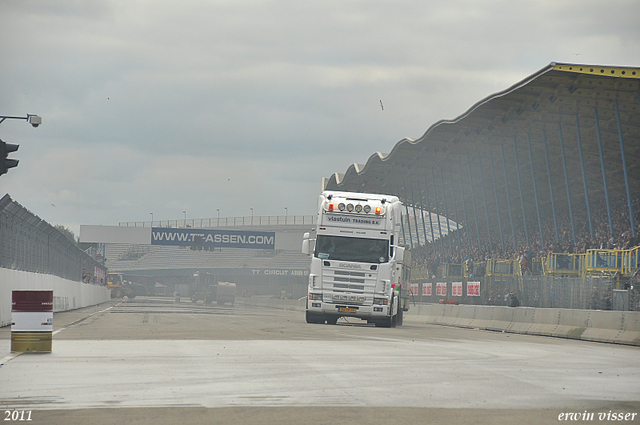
[410,195,640,278]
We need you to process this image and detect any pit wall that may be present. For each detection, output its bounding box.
[0,268,111,327]
[404,304,640,346]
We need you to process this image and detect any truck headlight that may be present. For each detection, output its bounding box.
[309,293,322,301]
[373,298,388,305]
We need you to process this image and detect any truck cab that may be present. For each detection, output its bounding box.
[302,191,410,327]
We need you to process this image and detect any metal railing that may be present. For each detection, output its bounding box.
[585,249,624,276]
[119,215,316,229]
[545,253,584,277]
[486,259,518,277]
[623,246,639,276]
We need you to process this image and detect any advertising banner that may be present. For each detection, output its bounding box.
[151,228,275,249]
[409,283,419,296]
[467,281,481,296]
[452,282,463,296]
[422,282,432,296]
[436,282,446,296]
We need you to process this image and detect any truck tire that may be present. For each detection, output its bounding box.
[397,306,404,326]
[306,311,325,324]
[326,316,339,325]
[375,316,392,327]
[114,288,123,298]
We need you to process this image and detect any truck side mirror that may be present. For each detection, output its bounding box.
[394,246,404,262]
[302,233,311,255]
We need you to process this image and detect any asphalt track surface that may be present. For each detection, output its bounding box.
[1,297,639,425]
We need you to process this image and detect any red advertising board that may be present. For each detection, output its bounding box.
[422,282,432,296]
[12,290,54,312]
[467,281,480,296]
[436,282,446,296]
[452,282,463,297]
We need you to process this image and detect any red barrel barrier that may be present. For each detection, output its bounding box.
[11,290,53,353]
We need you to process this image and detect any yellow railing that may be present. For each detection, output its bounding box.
[623,246,640,275]
[442,263,466,279]
[584,249,624,275]
[545,253,584,277]
[410,246,639,279]
[486,259,518,277]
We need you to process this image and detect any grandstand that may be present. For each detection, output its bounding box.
[102,220,312,298]
[322,62,639,309]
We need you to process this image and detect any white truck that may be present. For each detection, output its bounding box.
[302,191,410,327]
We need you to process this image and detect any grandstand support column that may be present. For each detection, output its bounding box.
[416,184,430,251]
[501,145,518,251]
[477,155,494,252]
[513,137,530,246]
[449,168,463,255]
[526,134,544,249]
[431,168,446,255]
[594,107,614,236]
[397,186,408,247]
[408,181,421,248]
[439,168,453,253]
[614,100,636,237]
[423,174,438,254]
[542,130,560,243]
[489,152,505,253]
[466,153,482,249]
[558,122,577,246]
[457,168,472,250]
[402,182,415,251]
[574,114,594,237]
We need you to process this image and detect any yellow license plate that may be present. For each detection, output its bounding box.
[339,307,357,313]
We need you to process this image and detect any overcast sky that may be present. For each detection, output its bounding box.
[1,0,639,237]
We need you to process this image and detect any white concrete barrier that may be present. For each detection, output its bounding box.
[239,297,640,346]
[405,302,640,346]
[0,268,110,327]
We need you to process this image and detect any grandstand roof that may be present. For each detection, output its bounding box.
[324,62,640,245]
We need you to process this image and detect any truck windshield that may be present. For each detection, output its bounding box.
[314,235,389,263]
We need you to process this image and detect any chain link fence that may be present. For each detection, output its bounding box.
[0,194,106,283]
[408,274,640,311]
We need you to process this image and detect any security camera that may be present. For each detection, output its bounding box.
[27,115,42,128]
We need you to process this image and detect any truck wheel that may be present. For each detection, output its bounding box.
[375,317,392,328]
[326,316,338,325]
[114,288,123,298]
[397,307,404,326]
[306,311,325,324]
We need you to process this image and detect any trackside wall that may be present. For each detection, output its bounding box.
[404,304,640,346]
[0,268,110,327]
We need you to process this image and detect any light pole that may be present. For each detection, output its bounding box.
[150,212,153,226]
[0,114,41,127]
[183,210,187,227]
[216,209,220,225]
[250,208,254,225]
[0,114,41,176]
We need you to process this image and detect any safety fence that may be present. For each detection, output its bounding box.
[0,194,106,283]
[407,275,638,311]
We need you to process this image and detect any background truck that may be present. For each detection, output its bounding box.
[190,271,236,306]
[302,191,410,327]
[107,272,146,299]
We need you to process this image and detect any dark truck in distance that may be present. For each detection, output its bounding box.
[190,271,236,306]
